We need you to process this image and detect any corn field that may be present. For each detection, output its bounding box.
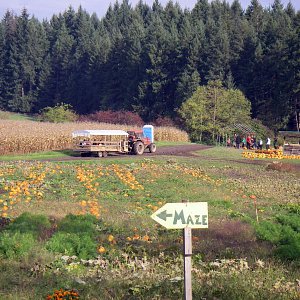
[0,120,189,155]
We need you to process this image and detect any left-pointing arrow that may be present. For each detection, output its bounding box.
[157,210,173,221]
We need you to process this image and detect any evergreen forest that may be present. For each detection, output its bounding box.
[0,0,299,131]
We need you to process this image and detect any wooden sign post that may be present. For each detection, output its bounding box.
[151,201,208,300]
[184,226,192,300]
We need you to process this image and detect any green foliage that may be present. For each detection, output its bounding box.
[276,235,300,260]
[45,214,99,259]
[179,81,251,143]
[57,214,98,236]
[276,214,300,233]
[249,119,273,141]
[0,232,36,259]
[255,221,284,244]
[255,215,300,260]
[6,212,51,238]
[39,103,77,123]
[46,232,97,259]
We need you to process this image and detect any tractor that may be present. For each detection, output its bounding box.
[127,130,157,155]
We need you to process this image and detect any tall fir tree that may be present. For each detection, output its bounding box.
[136,11,168,120]
[0,21,5,107]
[1,11,20,111]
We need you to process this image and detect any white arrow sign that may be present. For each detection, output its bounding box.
[151,202,208,229]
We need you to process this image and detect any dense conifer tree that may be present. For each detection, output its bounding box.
[0,22,5,107]
[1,11,19,110]
[0,0,299,130]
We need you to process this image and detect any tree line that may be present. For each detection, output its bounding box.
[0,0,299,131]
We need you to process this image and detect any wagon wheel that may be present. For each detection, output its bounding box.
[102,151,108,157]
[97,151,103,158]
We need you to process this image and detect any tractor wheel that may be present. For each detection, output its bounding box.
[149,143,157,153]
[133,141,145,155]
[97,151,103,158]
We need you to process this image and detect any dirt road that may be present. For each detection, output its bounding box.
[46,144,211,162]
[47,144,300,173]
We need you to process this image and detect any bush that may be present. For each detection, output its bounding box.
[153,116,176,127]
[255,216,300,261]
[39,103,77,123]
[276,214,300,233]
[46,232,97,259]
[276,234,300,260]
[46,215,99,259]
[57,214,98,236]
[0,232,36,259]
[79,110,144,126]
[6,212,51,238]
[255,221,285,244]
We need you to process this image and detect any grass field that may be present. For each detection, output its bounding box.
[0,147,299,299]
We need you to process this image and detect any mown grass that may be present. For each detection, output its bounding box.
[0,110,34,121]
[0,150,75,161]
[0,150,299,299]
[194,146,246,160]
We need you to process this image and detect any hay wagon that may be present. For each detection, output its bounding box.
[72,129,129,157]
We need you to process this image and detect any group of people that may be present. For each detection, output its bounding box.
[227,134,276,150]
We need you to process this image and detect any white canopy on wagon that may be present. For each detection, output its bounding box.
[72,130,128,138]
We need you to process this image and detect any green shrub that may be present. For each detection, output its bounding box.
[46,215,100,259]
[276,234,300,260]
[46,232,97,259]
[57,214,98,236]
[0,232,36,259]
[255,218,300,261]
[276,214,300,233]
[255,221,283,244]
[39,103,77,123]
[6,212,51,238]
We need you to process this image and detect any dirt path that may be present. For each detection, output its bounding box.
[44,144,211,162]
[42,144,299,172]
[46,144,264,166]
[154,144,212,156]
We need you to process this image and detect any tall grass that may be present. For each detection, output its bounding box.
[0,120,189,155]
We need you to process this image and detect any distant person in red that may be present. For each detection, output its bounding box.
[246,135,251,149]
[227,137,231,147]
